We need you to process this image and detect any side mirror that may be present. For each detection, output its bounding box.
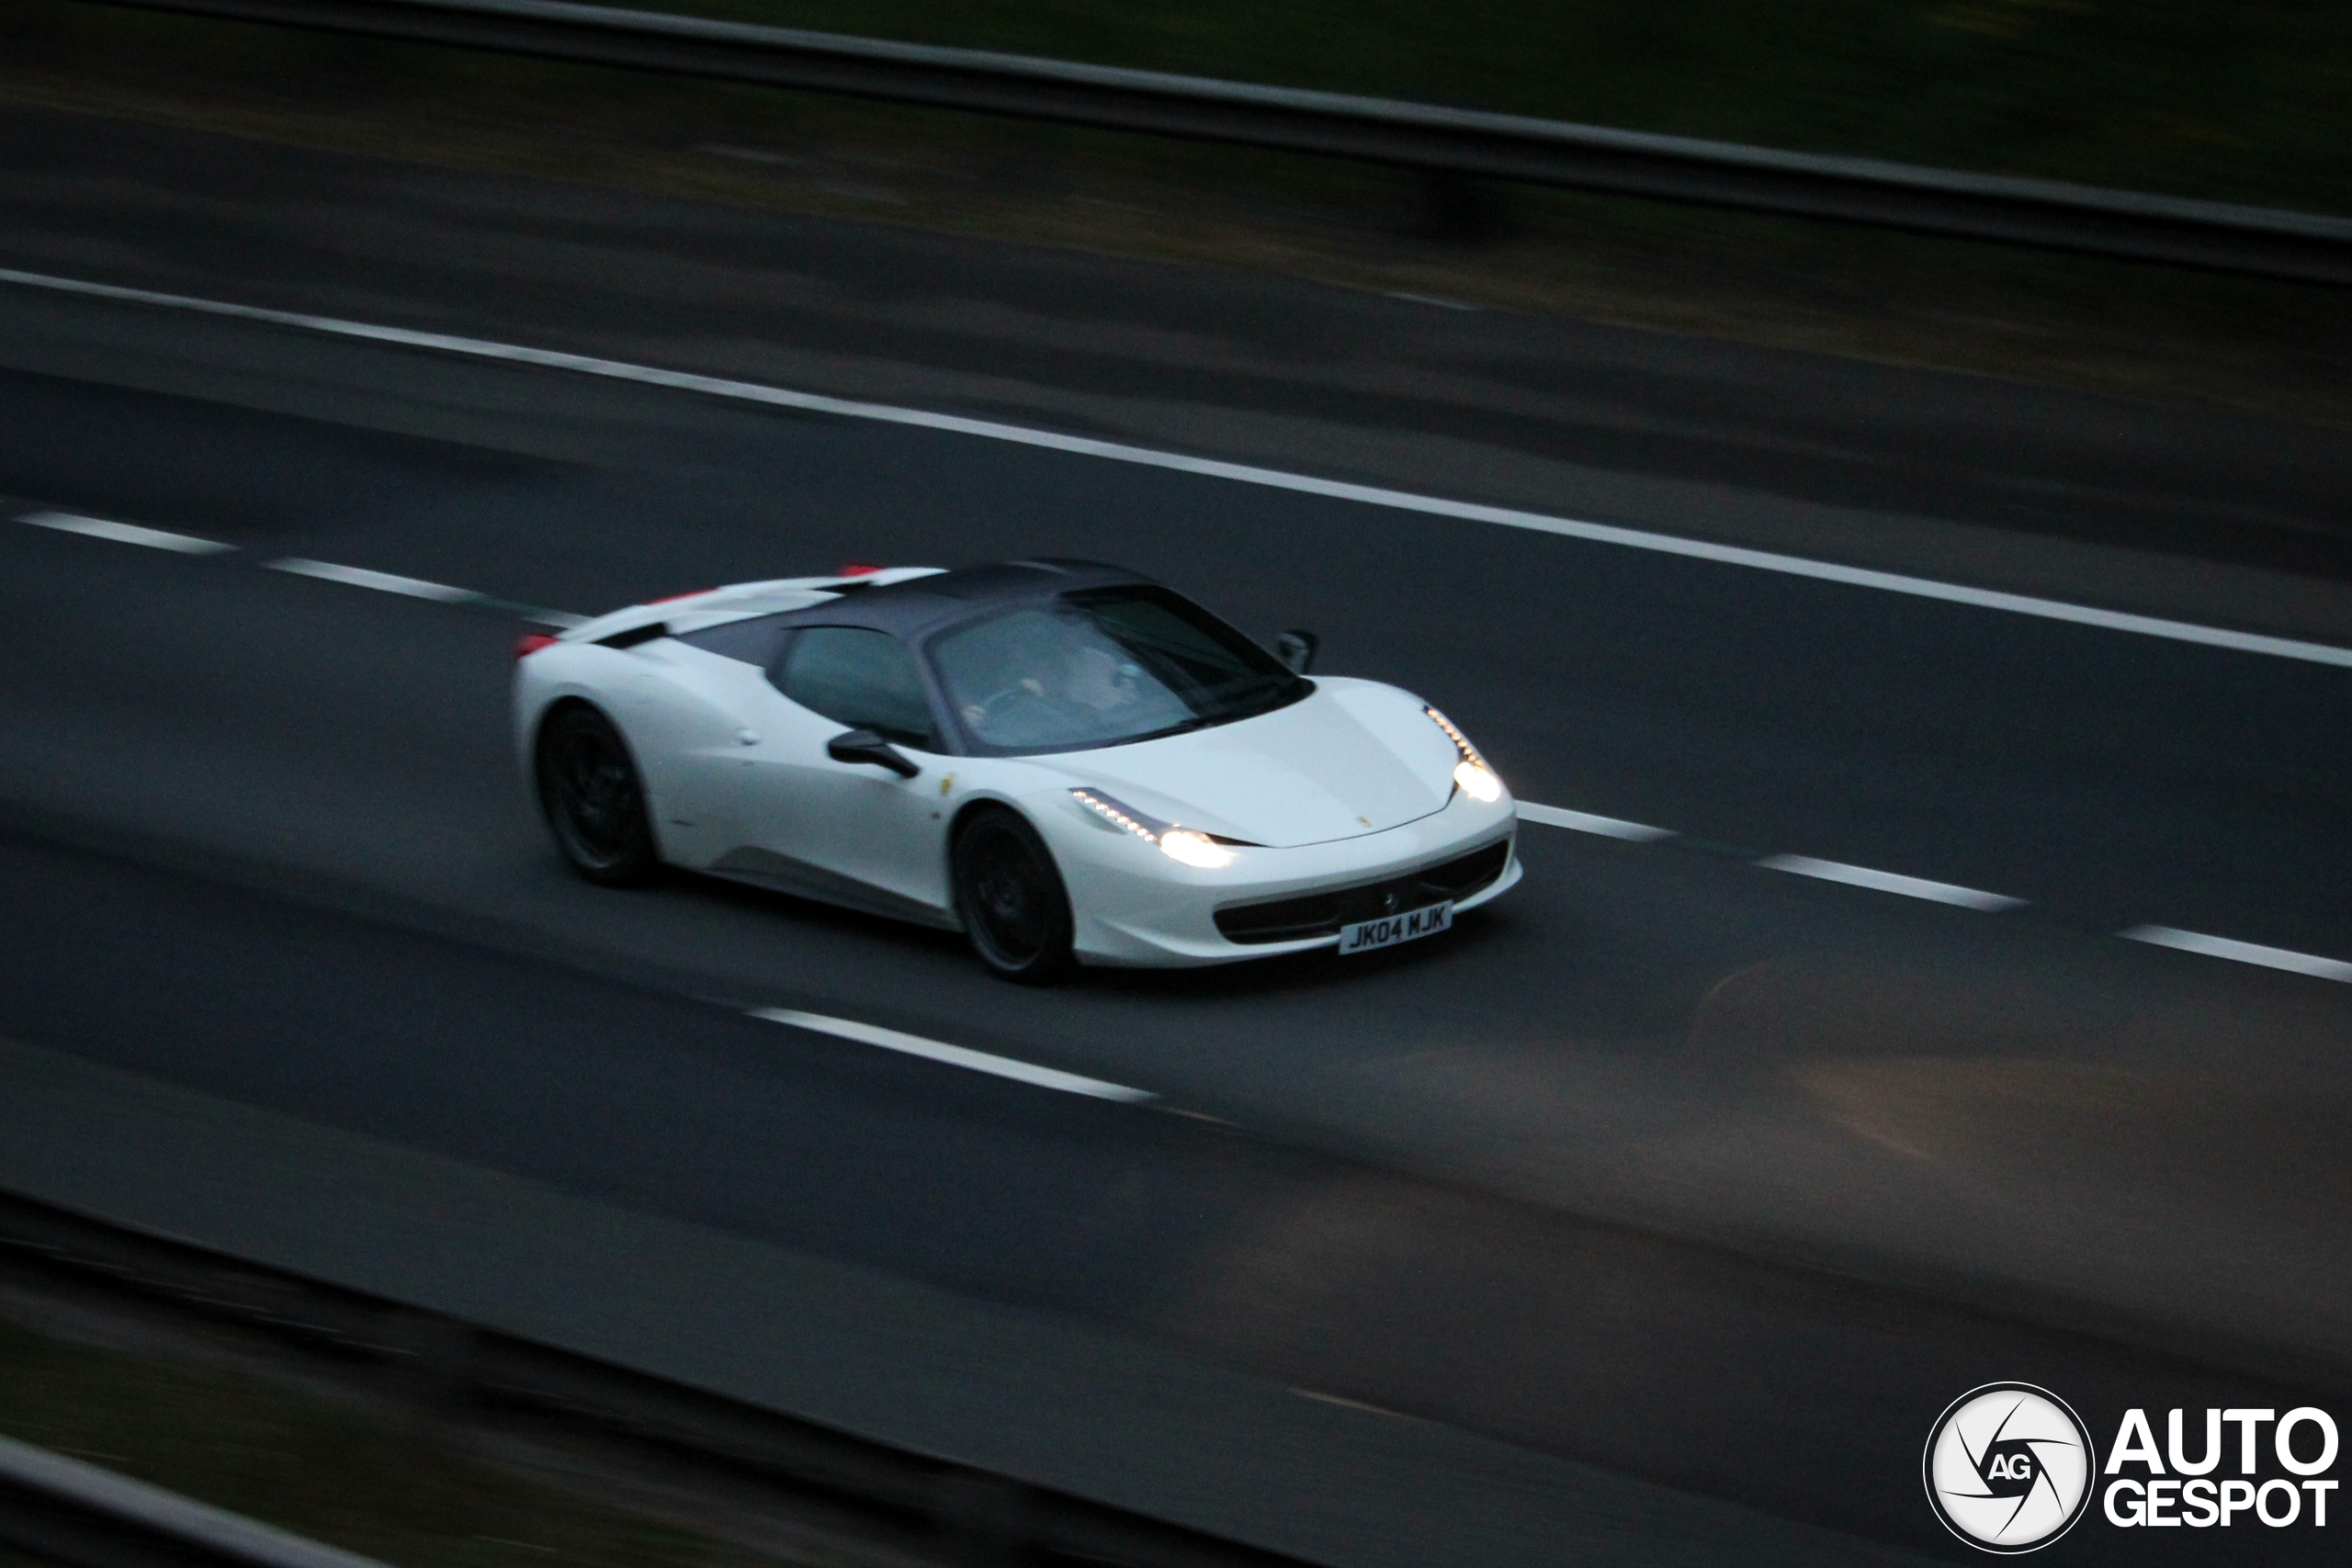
[826,728,921,778]
[1274,629,1319,675]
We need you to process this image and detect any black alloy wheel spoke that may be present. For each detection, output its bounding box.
[953,813,1073,981]
[537,707,658,886]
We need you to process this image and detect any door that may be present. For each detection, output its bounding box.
[590,640,763,869]
[707,626,955,923]
[623,643,790,869]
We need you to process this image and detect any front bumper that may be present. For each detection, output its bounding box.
[1041,785,1521,966]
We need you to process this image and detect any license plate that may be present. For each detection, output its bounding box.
[1336,901,1453,954]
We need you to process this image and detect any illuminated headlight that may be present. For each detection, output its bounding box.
[1424,705,1504,803]
[1070,788,1237,868]
[1159,829,1233,868]
[1453,759,1503,803]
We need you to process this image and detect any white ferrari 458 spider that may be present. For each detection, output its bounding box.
[514,559,1519,980]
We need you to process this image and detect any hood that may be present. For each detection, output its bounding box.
[1055,679,1458,848]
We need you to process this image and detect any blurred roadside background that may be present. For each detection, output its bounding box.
[4,8,2350,1568]
[6,0,2349,423]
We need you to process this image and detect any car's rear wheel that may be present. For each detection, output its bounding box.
[536,704,661,886]
[952,807,1076,983]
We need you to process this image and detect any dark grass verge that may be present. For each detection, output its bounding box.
[38,0,2352,212]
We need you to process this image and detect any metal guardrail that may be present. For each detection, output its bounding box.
[74,0,2352,287]
[0,1193,1302,1568]
[0,1435,392,1568]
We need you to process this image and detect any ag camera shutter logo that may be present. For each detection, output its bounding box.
[1925,1383,2097,1552]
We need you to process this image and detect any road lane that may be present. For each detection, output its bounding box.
[0,828,2335,1564]
[1,347,2349,1385]
[5,104,2348,588]
[2,318,2348,957]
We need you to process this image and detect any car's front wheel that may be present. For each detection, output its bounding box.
[536,703,661,886]
[952,807,1076,983]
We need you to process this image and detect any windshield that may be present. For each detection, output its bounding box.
[929,586,1307,755]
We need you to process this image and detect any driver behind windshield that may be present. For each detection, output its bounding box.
[930,588,1302,755]
[939,606,1191,750]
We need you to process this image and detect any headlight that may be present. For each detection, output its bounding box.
[1159,829,1232,868]
[1070,787,1238,868]
[1424,705,1504,803]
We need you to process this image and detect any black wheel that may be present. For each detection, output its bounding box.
[536,704,661,886]
[952,807,1077,983]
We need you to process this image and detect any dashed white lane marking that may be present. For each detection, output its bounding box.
[1384,290,1480,311]
[2120,926,2352,982]
[266,558,481,602]
[1515,802,1675,840]
[1756,853,2029,911]
[750,1008,1158,1101]
[13,506,592,626]
[13,499,2337,983]
[6,265,2350,671]
[1293,1388,1413,1418]
[20,510,233,554]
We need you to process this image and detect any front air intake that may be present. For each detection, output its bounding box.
[1213,839,1510,944]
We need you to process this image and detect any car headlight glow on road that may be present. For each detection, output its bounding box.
[1070,788,1237,868]
[1424,706,1504,803]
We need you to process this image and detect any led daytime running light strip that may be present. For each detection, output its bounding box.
[1425,705,1505,804]
[1423,705,1489,769]
[1071,786,1165,843]
[1069,787,1238,867]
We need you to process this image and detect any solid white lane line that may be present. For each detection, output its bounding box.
[7,265,2349,671]
[265,558,481,602]
[1515,802,1676,840]
[19,510,233,554]
[1756,854,2028,911]
[2120,926,2352,982]
[750,1009,1158,1101]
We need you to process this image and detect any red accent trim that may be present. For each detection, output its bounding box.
[837,561,884,577]
[514,633,560,660]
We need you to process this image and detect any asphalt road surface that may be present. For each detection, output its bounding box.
[1,105,2347,1563]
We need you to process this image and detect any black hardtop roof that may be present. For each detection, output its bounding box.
[786,558,1157,637]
